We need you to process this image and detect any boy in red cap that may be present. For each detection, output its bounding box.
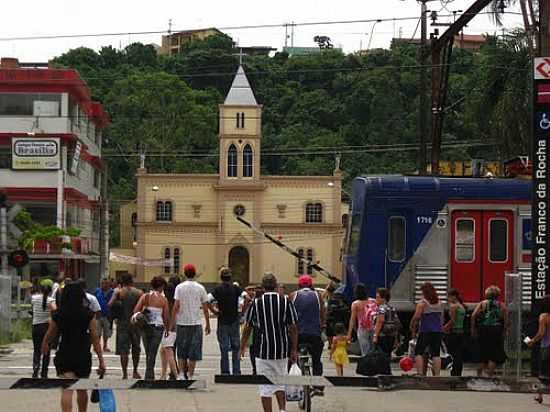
[170,264,210,379]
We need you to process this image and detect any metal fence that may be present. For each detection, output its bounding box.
[0,275,12,341]
[504,272,523,379]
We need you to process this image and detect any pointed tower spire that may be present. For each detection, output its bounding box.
[224,66,257,106]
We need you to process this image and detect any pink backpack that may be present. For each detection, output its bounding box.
[359,298,378,330]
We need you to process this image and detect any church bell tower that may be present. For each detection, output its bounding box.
[219,66,262,183]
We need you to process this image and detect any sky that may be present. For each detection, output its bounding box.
[0,0,526,62]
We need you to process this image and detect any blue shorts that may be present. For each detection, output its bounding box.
[176,325,203,361]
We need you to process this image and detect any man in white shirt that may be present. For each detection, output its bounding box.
[170,264,211,379]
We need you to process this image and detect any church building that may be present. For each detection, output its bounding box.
[112,66,344,287]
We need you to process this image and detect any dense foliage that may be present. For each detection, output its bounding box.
[52,31,531,245]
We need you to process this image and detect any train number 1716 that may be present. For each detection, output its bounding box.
[417,216,433,224]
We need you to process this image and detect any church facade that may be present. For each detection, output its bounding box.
[112,66,344,287]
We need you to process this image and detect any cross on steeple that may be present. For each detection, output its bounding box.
[233,47,247,65]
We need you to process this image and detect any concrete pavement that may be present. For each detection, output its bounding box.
[0,319,540,411]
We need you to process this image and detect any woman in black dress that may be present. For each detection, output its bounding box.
[42,282,106,412]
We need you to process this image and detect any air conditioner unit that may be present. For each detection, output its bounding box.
[33,101,59,117]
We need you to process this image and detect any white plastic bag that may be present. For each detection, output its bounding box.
[285,363,303,402]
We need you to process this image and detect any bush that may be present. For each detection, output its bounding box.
[0,319,32,345]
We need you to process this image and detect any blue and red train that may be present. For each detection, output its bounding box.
[342,175,532,312]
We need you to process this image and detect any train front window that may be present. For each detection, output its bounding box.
[348,214,362,255]
[388,216,406,262]
[489,219,508,262]
[455,219,475,262]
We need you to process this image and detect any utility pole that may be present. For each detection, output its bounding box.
[418,0,429,175]
[99,164,110,280]
[0,202,8,279]
[428,0,495,175]
[542,0,550,56]
[284,24,289,48]
[0,193,11,338]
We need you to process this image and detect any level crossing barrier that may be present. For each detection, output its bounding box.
[215,374,550,394]
[0,377,206,390]
[2,375,549,394]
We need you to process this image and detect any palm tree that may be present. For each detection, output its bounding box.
[488,0,514,23]
[488,0,539,51]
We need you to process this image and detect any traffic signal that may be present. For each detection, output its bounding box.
[8,250,29,268]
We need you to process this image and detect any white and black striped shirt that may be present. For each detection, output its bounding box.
[245,292,298,360]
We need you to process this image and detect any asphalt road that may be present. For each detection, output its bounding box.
[0,319,540,411]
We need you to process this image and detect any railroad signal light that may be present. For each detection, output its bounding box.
[8,250,29,268]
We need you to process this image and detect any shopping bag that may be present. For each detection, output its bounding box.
[440,341,454,371]
[91,371,116,412]
[285,363,303,402]
[356,347,391,376]
[99,389,117,412]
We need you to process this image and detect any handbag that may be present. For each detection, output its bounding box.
[131,293,150,330]
[356,346,391,376]
[109,297,123,321]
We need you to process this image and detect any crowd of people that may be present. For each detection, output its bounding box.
[346,281,511,378]
[28,264,550,412]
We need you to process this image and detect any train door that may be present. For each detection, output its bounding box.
[481,211,514,293]
[451,211,482,302]
[451,210,514,302]
[386,213,411,288]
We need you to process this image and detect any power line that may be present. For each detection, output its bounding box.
[0,11,523,43]
[101,141,496,158]
[0,16,425,42]
[102,140,490,154]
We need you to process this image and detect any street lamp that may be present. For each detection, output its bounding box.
[367,19,382,50]
[328,182,351,198]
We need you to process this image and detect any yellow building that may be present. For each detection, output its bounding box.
[160,28,223,55]
[112,66,344,287]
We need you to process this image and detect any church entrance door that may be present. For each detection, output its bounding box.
[228,246,250,287]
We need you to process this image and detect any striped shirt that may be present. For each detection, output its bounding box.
[31,293,54,325]
[245,292,298,360]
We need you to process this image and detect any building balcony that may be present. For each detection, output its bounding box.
[31,237,91,256]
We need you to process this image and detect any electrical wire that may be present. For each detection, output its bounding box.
[0,11,524,43]
[0,61,530,85]
[101,141,496,158]
[0,16,427,42]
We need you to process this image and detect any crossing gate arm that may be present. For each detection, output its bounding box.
[0,378,207,390]
[215,375,550,394]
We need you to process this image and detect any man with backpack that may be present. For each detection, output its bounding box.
[109,273,143,379]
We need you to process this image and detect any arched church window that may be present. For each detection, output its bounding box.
[228,144,238,177]
[243,144,253,177]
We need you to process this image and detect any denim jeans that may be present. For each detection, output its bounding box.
[142,325,164,380]
[298,334,324,376]
[357,328,374,356]
[217,320,241,375]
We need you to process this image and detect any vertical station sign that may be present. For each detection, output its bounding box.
[533,58,550,306]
